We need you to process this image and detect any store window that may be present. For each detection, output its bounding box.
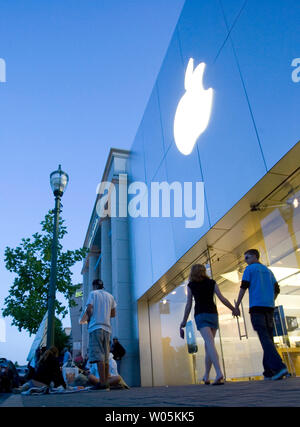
[149,281,196,386]
[146,171,300,384]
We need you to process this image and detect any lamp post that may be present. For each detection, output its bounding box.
[47,165,69,349]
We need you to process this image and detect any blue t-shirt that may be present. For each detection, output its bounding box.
[241,263,278,309]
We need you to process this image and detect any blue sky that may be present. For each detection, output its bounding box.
[0,0,184,365]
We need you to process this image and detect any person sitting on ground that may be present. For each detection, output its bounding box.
[85,353,129,389]
[74,353,84,367]
[34,346,66,389]
[13,347,66,393]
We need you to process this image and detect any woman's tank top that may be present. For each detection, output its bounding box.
[188,278,218,315]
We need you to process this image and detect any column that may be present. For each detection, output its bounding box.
[101,218,112,294]
[82,250,99,358]
[81,266,89,359]
[88,249,100,294]
[111,212,140,387]
[138,299,153,386]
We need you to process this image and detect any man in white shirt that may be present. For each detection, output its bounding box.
[85,279,116,390]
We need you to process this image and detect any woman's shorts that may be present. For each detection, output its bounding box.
[195,313,219,330]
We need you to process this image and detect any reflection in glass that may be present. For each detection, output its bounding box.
[147,173,300,384]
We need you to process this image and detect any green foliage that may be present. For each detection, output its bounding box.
[3,210,88,335]
[54,318,70,353]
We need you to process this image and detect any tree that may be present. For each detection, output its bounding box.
[54,318,70,353]
[3,210,88,335]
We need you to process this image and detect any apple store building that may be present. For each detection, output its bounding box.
[79,0,300,387]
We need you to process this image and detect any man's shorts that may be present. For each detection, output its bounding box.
[88,328,110,363]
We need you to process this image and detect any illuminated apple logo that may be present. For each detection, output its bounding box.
[174,59,213,155]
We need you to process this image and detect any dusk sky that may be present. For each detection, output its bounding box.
[0,0,185,364]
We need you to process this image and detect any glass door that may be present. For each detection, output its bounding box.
[215,277,263,380]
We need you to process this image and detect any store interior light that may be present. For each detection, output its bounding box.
[279,272,300,287]
[269,266,300,283]
[251,197,299,211]
[220,270,240,284]
[220,266,300,287]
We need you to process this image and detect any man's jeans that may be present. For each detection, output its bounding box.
[250,311,287,377]
[116,359,121,375]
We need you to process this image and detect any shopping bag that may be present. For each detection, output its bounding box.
[62,367,79,385]
[79,307,89,325]
[186,320,198,354]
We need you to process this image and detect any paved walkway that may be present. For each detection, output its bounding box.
[1,377,300,407]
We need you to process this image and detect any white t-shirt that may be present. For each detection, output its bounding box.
[89,353,118,379]
[86,289,116,334]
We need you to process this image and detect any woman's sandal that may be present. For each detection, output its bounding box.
[202,377,210,385]
[212,376,225,385]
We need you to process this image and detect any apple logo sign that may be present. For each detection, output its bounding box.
[174,58,213,156]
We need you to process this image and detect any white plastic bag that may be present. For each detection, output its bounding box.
[62,366,79,385]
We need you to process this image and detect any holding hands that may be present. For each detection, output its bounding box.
[232,306,240,317]
[179,321,186,339]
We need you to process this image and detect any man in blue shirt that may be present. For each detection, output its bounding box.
[63,348,72,366]
[235,249,288,381]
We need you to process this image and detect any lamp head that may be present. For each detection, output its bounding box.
[50,165,69,197]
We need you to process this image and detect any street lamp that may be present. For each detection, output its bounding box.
[47,165,69,349]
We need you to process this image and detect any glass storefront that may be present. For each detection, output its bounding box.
[145,169,300,385]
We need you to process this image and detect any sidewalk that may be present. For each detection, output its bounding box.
[1,377,300,407]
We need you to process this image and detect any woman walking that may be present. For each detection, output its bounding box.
[180,264,238,385]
